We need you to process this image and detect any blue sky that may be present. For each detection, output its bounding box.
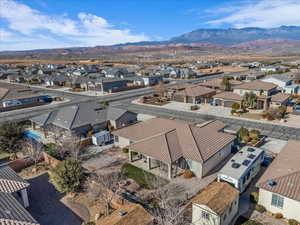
[1,0,300,50]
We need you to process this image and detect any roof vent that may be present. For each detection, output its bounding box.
[232,163,241,169]
[119,210,127,216]
[267,180,277,187]
[247,147,256,152]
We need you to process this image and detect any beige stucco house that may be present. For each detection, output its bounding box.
[112,118,235,179]
[191,182,240,225]
[257,140,300,222]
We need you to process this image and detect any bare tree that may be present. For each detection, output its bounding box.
[155,81,166,98]
[59,133,83,160]
[22,139,43,167]
[89,172,123,216]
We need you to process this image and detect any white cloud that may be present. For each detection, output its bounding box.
[206,0,300,28]
[0,0,149,50]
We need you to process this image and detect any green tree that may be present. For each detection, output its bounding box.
[50,159,83,193]
[0,122,24,154]
[242,92,257,109]
[221,77,232,91]
[237,127,249,141]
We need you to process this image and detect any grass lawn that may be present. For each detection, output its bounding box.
[121,163,169,189]
[239,113,263,120]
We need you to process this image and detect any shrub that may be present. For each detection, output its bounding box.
[231,109,237,115]
[122,148,129,153]
[249,129,261,139]
[251,139,258,145]
[242,135,251,143]
[274,213,283,219]
[50,159,83,193]
[250,191,259,203]
[82,222,95,225]
[255,204,266,213]
[44,143,63,160]
[237,127,249,140]
[232,103,240,111]
[288,219,300,225]
[183,170,194,179]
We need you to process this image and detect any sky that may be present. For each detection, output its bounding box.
[1,0,300,51]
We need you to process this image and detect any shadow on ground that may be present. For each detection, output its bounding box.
[27,173,83,225]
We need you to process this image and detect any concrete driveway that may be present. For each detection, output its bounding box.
[27,173,83,225]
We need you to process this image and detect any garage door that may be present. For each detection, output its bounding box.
[214,99,223,106]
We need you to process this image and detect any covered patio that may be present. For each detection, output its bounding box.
[128,149,184,179]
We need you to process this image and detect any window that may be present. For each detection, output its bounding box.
[201,211,210,220]
[114,136,119,142]
[271,194,284,209]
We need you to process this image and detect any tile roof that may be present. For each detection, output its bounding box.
[0,192,39,225]
[192,182,239,215]
[30,102,133,130]
[213,91,243,101]
[198,78,243,88]
[113,118,235,163]
[234,80,277,91]
[270,93,291,103]
[0,166,29,193]
[173,85,216,97]
[0,83,41,102]
[257,140,300,201]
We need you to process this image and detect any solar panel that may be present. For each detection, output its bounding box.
[248,154,256,159]
[242,160,251,166]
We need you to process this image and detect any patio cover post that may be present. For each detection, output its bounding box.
[168,163,172,179]
[147,156,151,170]
[129,149,133,162]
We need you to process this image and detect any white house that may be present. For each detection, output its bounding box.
[257,140,300,222]
[191,182,239,225]
[218,146,264,192]
[263,74,298,94]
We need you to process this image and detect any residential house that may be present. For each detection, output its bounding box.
[0,165,40,225]
[232,80,278,110]
[112,118,235,179]
[270,93,291,108]
[257,140,300,222]
[191,182,239,225]
[171,84,216,104]
[30,102,137,138]
[142,75,163,86]
[263,74,298,94]
[0,83,48,109]
[261,66,279,73]
[218,146,264,192]
[93,78,128,93]
[199,78,243,90]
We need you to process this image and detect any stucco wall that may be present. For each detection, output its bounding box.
[258,188,300,221]
[187,160,203,178]
[114,136,131,148]
[192,204,220,225]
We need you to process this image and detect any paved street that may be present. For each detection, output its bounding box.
[0,73,223,123]
[116,101,300,141]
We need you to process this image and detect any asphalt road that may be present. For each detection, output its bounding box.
[0,73,224,123]
[115,101,300,141]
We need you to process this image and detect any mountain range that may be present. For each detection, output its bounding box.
[2,26,300,59]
